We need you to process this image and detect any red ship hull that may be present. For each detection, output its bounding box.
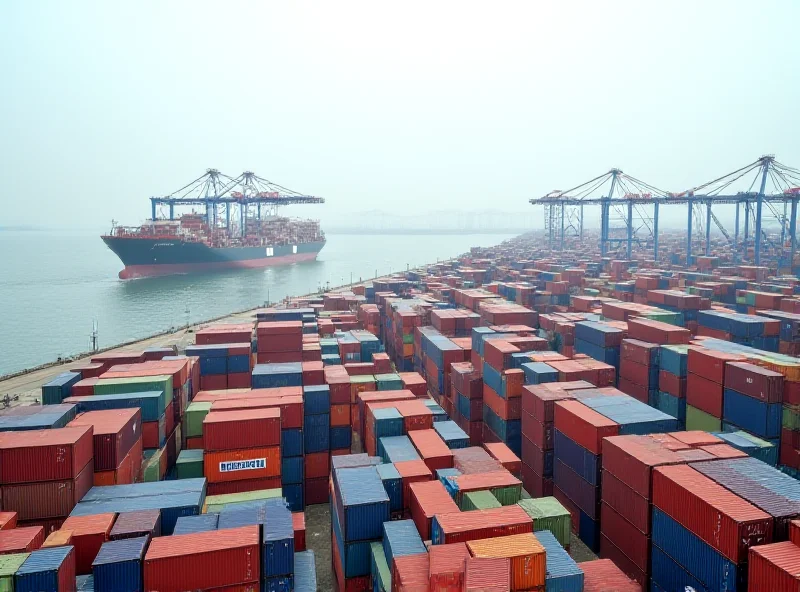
[119,251,319,280]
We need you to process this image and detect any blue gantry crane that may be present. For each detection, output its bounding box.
[150,169,324,237]
[531,156,800,268]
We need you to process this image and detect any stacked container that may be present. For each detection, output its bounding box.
[686,347,745,431]
[68,409,143,486]
[257,321,303,364]
[202,408,281,496]
[619,338,660,405]
[654,344,688,427]
[0,426,94,534]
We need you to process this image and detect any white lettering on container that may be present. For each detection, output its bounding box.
[219,458,266,473]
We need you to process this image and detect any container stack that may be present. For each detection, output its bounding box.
[0,426,94,535]
[331,464,390,591]
[618,338,660,405]
[653,344,688,427]
[651,463,773,592]
[723,361,784,446]
[302,384,330,509]
[698,309,780,351]
[67,409,143,486]
[686,346,745,432]
[201,407,282,497]
[185,343,252,390]
[520,382,591,498]
[574,320,624,376]
[450,361,484,445]
[256,321,303,364]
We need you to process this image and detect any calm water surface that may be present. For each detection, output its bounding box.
[0,230,514,374]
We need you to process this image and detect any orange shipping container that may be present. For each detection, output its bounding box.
[467,533,546,591]
[204,447,281,483]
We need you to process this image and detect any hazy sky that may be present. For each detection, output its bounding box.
[2,1,798,230]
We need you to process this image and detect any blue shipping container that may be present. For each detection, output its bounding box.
[15,546,75,592]
[304,414,330,453]
[378,436,421,464]
[173,513,219,535]
[534,530,584,592]
[433,421,470,449]
[382,520,426,569]
[282,429,304,458]
[263,501,295,577]
[252,363,303,389]
[553,430,600,486]
[376,463,403,513]
[281,457,304,485]
[92,536,147,592]
[293,551,317,592]
[303,385,330,416]
[333,466,390,542]
[332,502,372,577]
[722,388,782,439]
[521,362,559,385]
[330,426,352,451]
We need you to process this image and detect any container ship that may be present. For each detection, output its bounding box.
[102,169,325,279]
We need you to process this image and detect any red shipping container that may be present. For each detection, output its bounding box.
[1,461,93,521]
[598,534,647,589]
[68,409,142,472]
[399,372,427,398]
[227,373,252,389]
[395,460,433,506]
[687,347,745,385]
[409,480,459,541]
[652,464,772,563]
[484,340,520,372]
[724,361,784,403]
[483,442,521,475]
[453,447,503,474]
[429,542,469,592]
[627,317,690,345]
[212,395,302,430]
[621,338,659,366]
[109,509,161,541]
[291,512,306,552]
[60,512,116,574]
[207,477,282,497]
[330,404,350,427]
[408,430,453,473]
[658,370,686,398]
[200,374,227,391]
[204,447,281,483]
[601,469,650,534]
[72,378,99,396]
[304,452,329,479]
[617,377,649,404]
[464,557,511,592]
[601,502,649,573]
[392,552,429,592]
[0,426,93,484]
[520,463,553,499]
[0,513,16,531]
[304,477,328,506]
[186,436,203,450]
[619,358,653,388]
[790,519,800,546]
[202,408,281,452]
[395,400,434,433]
[686,372,725,418]
[581,558,641,592]
[522,412,552,450]
[144,526,260,592]
[301,361,324,386]
[434,505,532,544]
[0,526,44,554]
[748,540,800,592]
[521,384,581,422]
[602,435,684,499]
[554,400,618,455]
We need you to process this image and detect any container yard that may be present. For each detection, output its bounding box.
[2,226,800,591]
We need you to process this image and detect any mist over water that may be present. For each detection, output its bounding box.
[0,230,515,375]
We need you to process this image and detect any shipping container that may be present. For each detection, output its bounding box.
[14,546,75,592]
[109,510,161,541]
[428,542,469,592]
[91,535,147,592]
[144,526,260,592]
[431,505,532,545]
[464,556,511,592]
[202,408,281,452]
[0,426,93,484]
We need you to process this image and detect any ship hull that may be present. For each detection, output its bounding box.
[101,236,325,280]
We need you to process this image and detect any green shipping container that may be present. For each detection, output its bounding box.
[461,490,501,512]
[185,402,212,438]
[518,497,571,548]
[370,541,391,592]
[686,405,722,432]
[176,449,204,479]
[143,448,164,482]
[204,488,282,513]
[0,553,29,592]
[783,405,800,431]
[375,374,403,391]
[94,375,173,410]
